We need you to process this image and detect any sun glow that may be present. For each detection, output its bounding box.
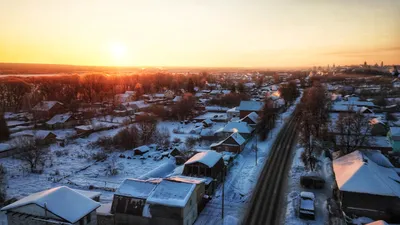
[109,42,127,63]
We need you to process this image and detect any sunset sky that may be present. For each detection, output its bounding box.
[0,0,399,68]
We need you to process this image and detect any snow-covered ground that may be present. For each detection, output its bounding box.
[284,146,334,225]
[195,98,301,225]
[0,115,230,207]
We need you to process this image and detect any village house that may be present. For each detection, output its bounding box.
[1,186,100,225]
[369,118,388,136]
[200,128,218,142]
[45,113,78,129]
[114,91,136,104]
[239,101,263,118]
[215,121,254,139]
[210,132,246,154]
[388,127,400,152]
[166,175,209,211]
[32,101,64,119]
[133,145,150,156]
[164,90,175,99]
[20,130,57,145]
[226,107,240,120]
[110,178,160,225]
[183,150,225,193]
[123,100,150,113]
[75,125,94,136]
[240,112,259,127]
[113,104,136,116]
[145,179,198,225]
[333,151,400,222]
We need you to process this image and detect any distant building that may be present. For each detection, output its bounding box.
[32,101,64,119]
[1,186,100,225]
[388,127,400,152]
[45,113,78,129]
[238,101,263,118]
[210,132,246,154]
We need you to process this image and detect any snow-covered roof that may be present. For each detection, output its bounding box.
[125,91,135,95]
[134,145,150,153]
[146,180,196,208]
[359,106,373,114]
[330,104,359,112]
[124,100,150,109]
[75,125,93,131]
[154,93,165,98]
[366,220,389,225]
[206,106,230,112]
[210,132,246,148]
[0,143,12,152]
[218,121,253,134]
[390,127,400,138]
[19,130,56,140]
[185,150,222,168]
[200,128,215,136]
[166,175,212,185]
[72,189,101,200]
[242,112,259,123]
[116,179,159,198]
[227,107,239,113]
[1,186,100,223]
[333,151,400,197]
[203,119,213,125]
[32,101,62,111]
[46,113,72,125]
[239,101,263,111]
[173,96,182,102]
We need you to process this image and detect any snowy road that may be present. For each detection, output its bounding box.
[195,98,301,225]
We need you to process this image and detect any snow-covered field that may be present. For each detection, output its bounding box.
[195,98,301,225]
[1,120,220,204]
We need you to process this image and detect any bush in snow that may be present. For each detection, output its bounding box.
[185,136,199,150]
[93,136,115,151]
[14,136,49,173]
[54,150,68,157]
[107,156,119,176]
[155,126,171,148]
[92,151,108,161]
[173,137,181,144]
[113,126,140,150]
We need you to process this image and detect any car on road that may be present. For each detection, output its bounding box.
[299,191,315,220]
[300,175,325,189]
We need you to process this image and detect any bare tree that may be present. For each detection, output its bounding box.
[14,137,49,173]
[335,111,373,155]
[0,114,9,141]
[256,98,277,140]
[137,115,158,145]
[155,126,171,148]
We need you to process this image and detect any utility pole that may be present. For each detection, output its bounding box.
[255,135,258,166]
[221,165,225,222]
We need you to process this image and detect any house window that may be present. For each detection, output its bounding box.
[86,214,91,223]
[80,218,85,225]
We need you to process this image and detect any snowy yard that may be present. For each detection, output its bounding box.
[0,117,229,204]
[284,146,334,225]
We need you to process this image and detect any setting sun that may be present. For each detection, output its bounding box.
[109,43,127,63]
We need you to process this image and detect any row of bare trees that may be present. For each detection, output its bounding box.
[298,83,330,171]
